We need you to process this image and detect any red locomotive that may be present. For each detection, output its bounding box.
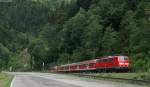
[50,55,130,72]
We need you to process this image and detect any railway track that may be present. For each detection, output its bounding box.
[68,73,150,85]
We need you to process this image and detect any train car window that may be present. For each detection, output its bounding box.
[65,66,69,70]
[103,59,108,62]
[108,58,113,62]
[89,63,94,66]
[83,64,86,67]
[79,64,84,67]
[111,58,114,61]
[72,65,76,69]
[97,59,102,62]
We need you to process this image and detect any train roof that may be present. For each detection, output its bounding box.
[96,55,128,59]
[78,59,96,64]
[57,59,97,67]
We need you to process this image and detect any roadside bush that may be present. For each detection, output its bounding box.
[130,54,150,72]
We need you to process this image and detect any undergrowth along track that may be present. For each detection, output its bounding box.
[63,73,150,85]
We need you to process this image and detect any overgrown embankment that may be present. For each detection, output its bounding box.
[94,73,150,81]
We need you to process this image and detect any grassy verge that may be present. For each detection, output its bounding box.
[83,73,150,86]
[60,72,150,86]
[94,73,150,80]
[0,73,13,87]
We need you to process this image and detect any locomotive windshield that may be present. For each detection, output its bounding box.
[119,56,128,61]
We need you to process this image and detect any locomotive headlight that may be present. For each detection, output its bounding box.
[119,63,124,65]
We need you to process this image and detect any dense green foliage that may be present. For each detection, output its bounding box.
[0,0,149,72]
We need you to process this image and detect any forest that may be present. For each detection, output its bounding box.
[0,0,150,72]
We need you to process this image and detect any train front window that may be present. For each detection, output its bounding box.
[119,56,128,61]
[89,63,94,66]
[124,57,128,60]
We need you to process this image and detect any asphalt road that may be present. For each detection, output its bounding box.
[10,72,145,87]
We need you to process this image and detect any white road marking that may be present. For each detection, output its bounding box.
[10,76,15,87]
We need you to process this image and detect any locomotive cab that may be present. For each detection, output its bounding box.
[117,56,130,69]
[95,55,130,71]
